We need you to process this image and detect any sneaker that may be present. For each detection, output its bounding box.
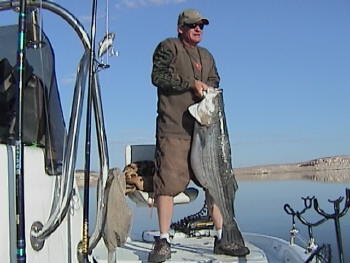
[148,238,171,262]
[214,237,250,257]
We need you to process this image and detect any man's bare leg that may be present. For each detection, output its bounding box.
[211,203,223,239]
[206,191,223,239]
[157,195,173,238]
[149,195,173,262]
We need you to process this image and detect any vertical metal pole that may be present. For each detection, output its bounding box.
[333,202,344,263]
[82,0,98,261]
[15,0,28,262]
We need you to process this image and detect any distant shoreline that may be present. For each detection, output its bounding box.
[75,155,350,187]
[234,155,350,183]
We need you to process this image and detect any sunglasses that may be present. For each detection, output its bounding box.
[185,23,205,30]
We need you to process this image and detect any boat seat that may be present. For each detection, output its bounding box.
[124,144,198,207]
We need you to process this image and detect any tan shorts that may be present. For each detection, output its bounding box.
[153,136,201,196]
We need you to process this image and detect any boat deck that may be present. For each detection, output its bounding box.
[94,237,267,263]
[92,232,309,263]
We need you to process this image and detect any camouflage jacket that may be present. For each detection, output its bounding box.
[152,37,220,138]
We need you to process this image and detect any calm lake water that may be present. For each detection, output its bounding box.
[88,177,350,263]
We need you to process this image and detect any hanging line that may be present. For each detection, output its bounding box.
[105,0,109,65]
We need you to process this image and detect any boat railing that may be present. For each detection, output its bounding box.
[0,0,110,256]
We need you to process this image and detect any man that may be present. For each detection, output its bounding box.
[149,9,249,262]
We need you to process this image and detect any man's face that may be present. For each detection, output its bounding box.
[179,23,205,46]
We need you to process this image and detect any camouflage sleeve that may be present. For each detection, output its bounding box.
[206,54,220,89]
[151,42,192,92]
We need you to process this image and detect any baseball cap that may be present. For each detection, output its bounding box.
[177,9,209,27]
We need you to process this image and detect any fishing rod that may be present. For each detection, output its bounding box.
[15,0,28,262]
[80,0,98,261]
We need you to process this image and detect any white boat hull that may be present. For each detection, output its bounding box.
[0,144,83,262]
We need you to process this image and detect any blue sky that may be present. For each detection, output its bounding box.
[2,0,350,169]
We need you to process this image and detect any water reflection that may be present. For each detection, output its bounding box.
[311,170,350,183]
[235,169,350,183]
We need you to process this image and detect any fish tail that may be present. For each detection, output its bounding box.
[221,220,246,246]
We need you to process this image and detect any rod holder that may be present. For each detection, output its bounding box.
[284,188,350,263]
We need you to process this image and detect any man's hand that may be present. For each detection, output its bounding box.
[193,80,209,98]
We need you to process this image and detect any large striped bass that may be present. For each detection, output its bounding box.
[189,88,248,253]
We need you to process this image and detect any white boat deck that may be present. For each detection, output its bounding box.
[92,232,309,263]
[94,237,266,263]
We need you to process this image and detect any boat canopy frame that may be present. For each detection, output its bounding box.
[0,0,109,254]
